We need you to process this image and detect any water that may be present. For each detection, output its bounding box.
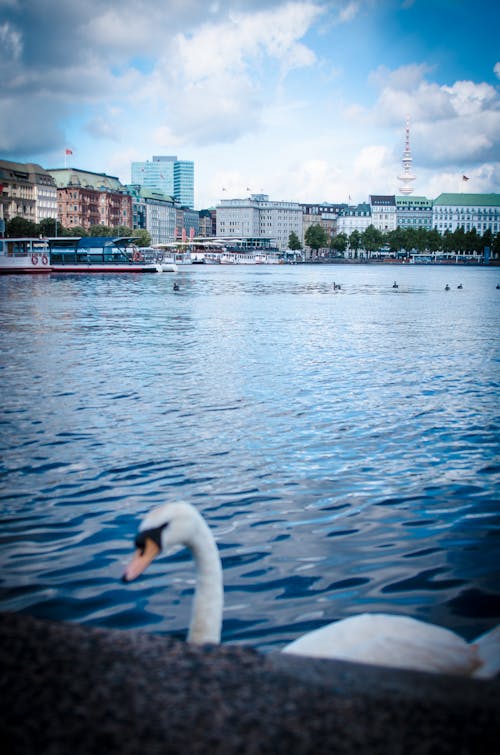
[1,264,499,651]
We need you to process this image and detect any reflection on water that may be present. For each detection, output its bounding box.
[0,265,499,650]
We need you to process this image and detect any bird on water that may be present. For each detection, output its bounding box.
[123,502,500,677]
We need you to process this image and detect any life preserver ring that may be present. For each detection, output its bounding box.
[31,254,39,265]
[156,253,164,263]
[132,250,144,262]
[41,254,49,265]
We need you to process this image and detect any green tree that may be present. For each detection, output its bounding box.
[38,217,60,237]
[361,224,383,255]
[89,224,114,237]
[7,216,38,237]
[305,224,328,255]
[131,228,152,247]
[69,225,89,238]
[348,230,361,257]
[330,232,347,255]
[288,231,302,250]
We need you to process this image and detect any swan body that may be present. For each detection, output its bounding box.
[123,502,500,677]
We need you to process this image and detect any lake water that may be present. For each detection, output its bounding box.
[1,263,499,651]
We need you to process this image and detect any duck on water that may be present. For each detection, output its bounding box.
[123,502,500,677]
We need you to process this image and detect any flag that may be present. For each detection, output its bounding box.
[246,187,251,191]
[181,228,187,242]
[65,148,73,155]
[222,187,227,191]
[462,175,469,181]
[189,227,194,240]
[0,185,4,193]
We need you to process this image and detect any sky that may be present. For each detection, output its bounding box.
[1,0,499,210]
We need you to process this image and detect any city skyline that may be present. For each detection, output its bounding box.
[2,0,499,210]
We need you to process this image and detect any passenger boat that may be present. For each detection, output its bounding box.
[0,238,52,274]
[0,236,167,274]
[48,237,163,273]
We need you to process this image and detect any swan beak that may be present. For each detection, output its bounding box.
[122,538,161,583]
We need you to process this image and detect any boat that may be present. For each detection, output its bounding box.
[0,238,52,274]
[48,237,163,273]
[136,247,178,272]
[0,236,167,274]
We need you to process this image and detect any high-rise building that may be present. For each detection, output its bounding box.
[131,155,194,209]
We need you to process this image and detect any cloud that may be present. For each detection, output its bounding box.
[367,63,500,168]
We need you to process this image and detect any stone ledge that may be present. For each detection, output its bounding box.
[1,612,498,754]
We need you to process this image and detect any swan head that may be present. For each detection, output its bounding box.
[122,502,204,583]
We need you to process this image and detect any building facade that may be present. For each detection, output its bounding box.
[0,159,58,228]
[48,168,132,230]
[336,203,372,236]
[432,193,500,235]
[128,186,177,245]
[396,196,433,229]
[216,194,302,250]
[131,155,194,209]
[370,195,397,231]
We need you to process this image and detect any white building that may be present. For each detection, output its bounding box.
[432,193,500,235]
[370,195,397,231]
[216,194,303,250]
[336,203,372,236]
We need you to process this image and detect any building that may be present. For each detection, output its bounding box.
[174,161,195,209]
[396,196,433,230]
[47,168,132,230]
[0,159,57,228]
[127,185,176,245]
[216,194,302,251]
[336,203,372,235]
[370,195,397,232]
[301,203,347,246]
[131,156,194,209]
[432,193,500,235]
[199,209,217,237]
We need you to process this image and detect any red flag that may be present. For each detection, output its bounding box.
[462,175,469,181]
[189,227,194,240]
[181,228,187,242]
[0,184,4,193]
[65,148,73,155]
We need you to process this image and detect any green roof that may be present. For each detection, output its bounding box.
[47,168,123,191]
[433,193,500,207]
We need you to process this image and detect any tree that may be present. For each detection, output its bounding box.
[304,224,328,255]
[288,231,302,250]
[38,217,59,237]
[7,216,38,237]
[89,224,113,237]
[348,230,361,257]
[130,228,151,247]
[330,232,347,255]
[361,224,383,255]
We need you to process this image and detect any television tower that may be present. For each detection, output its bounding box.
[398,116,415,195]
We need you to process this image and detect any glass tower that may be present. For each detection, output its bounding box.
[131,156,194,208]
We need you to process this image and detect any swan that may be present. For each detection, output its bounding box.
[122,502,500,677]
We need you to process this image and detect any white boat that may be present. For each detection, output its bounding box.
[0,238,52,274]
[0,236,166,274]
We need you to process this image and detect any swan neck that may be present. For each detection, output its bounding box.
[187,522,223,644]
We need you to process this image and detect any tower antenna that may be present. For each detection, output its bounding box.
[398,116,415,195]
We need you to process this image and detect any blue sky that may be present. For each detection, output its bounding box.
[1,0,499,209]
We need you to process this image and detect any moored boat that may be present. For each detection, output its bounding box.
[0,238,52,274]
[0,236,165,274]
[48,237,162,273]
